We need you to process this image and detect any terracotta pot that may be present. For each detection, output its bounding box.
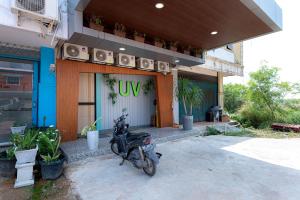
[184,50,190,55]
[89,22,104,32]
[195,53,202,58]
[134,36,145,43]
[154,41,163,48]
[114,30,126,38]
[170,46,177,52]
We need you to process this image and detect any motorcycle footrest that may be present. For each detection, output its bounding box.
[156,152,162,159]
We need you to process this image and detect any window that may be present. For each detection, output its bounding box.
[6,76,20,85]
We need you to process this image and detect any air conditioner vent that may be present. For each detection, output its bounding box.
[16,0,45,14]
[66,45,80,57]
[91,48,114,64]
[116,53,135,68]
[96,50,107,62]
[136,58,154,71]
[155,61,170,73]
[63,43,89,61]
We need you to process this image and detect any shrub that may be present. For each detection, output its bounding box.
[237,103,273,129]
[206,126,221,136]
[224,83,248,113]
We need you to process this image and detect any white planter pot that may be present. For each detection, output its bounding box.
[87,131,99,151]
[11,126,26,134]
[14,162,35,188]
[15,146,38,164]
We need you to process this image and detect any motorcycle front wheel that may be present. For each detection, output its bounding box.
[143,157,156,176]
[111,141,119,155]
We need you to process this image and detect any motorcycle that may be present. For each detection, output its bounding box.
[110,108,162,176]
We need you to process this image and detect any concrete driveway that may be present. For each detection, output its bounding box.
[66,136,300,200]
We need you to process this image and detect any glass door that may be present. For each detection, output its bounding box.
[0,58,34,142]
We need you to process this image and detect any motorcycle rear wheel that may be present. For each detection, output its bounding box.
[143,157,156,176]
[111,142,119,155]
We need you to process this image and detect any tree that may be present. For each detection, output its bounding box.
[177,78,204,116]
[247,65,292,119]
[224,83,247,113]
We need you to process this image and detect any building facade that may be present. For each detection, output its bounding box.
[0,0,282,142]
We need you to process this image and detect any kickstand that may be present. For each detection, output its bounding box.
[119,158,125,166]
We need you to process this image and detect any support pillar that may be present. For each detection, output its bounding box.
[38,47,56,127]
[218,73,224,109]
[172,68,179,124]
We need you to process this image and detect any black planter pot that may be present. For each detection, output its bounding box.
[40,155,65,180]
[0,151,16,178]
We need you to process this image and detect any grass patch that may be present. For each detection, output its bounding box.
[223,129,255,137]
[205,126,300,139]
[30,180,54,200]
[248,128,300,139]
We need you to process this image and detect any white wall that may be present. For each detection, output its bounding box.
[0,0,68,44]
[99,74,156,130]
[207,48,234,63]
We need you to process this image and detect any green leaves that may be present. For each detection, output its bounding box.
[80,118,102,136]
[37,128,62,164]
[10,129,38,151]
[225,64,300,128]
[177,78,204,115]
[224,83,247,113]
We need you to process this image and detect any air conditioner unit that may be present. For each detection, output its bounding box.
[116,53,135,68]
[136,58,154,71]
[62,43,89,61]
[11,0,59,24]
[92,48,114,65]
[155,61,170,73]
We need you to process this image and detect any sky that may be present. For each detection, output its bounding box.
[224,0,300,86]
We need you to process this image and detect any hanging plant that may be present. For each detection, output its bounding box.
[142,79,155,95]
[102,74,118,105]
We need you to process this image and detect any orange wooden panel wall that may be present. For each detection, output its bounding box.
[56,59,173,141]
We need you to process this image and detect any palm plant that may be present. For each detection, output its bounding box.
[177,78,204,116]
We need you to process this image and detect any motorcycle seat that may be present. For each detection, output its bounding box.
[127,132,150,141]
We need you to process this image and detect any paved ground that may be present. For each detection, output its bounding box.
[66,135,300,200]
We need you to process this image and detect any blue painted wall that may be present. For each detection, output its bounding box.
[38,47,56,127]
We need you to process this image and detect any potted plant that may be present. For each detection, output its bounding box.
[194,48,203,58]
[81,118,101,150]
[154,37,165,48]
[11,121,27,134]
[0,147,16,178]
[114,23,126,38]
[89,15,104,31]
[38,128,65,180]
[184,45,192,55]
[12,129,38,164]
[169,41,179,52]
[177,78,204,130]
[134,31,146,43]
